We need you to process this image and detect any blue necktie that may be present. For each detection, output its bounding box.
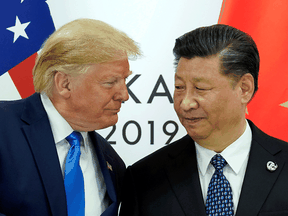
[205,154,234,216]
[64,131,85,216]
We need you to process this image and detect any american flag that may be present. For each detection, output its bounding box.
[219,0,288,142]
[0,0,55,99]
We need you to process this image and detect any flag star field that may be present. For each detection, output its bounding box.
[0,0,55,77]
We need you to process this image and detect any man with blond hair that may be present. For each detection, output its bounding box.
[0,19,140,216]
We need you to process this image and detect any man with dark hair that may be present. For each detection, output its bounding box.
[120,24,288,216]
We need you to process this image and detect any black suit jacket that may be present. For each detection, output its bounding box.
[120,120,288,216]
[0,93,126,216]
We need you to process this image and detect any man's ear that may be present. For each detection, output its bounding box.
[239,73,255,104]
[53,71,71,98]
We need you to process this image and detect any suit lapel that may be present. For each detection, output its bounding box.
[236,121,285,216]
[21,94,67,216]
[164,136,206,216]
[89,131,118,216]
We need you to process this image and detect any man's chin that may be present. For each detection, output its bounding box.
[97,116,118,130]
[186,129,209,141]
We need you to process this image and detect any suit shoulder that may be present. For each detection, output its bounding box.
[0,99,27,126]
[131,135,193,169]
[264,133,288,151]
[0,98,25,113]
[249,120,288,153]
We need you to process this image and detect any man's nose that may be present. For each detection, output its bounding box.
[114,82,129,102]
[180,91,199,111]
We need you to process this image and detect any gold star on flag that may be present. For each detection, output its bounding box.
[280,101,288,108]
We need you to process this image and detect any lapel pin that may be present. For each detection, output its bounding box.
[266,161,278,172]
[107,161,113,171]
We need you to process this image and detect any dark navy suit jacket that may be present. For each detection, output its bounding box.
[0,93,126,216]
[120,120,288,216]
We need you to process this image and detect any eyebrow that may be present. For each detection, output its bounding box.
[175,74,211,83]
[192,77,208,82]
[175,74,183,80]
[102,70,133,80]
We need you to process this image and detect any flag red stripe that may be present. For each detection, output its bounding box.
[8,53,36,99]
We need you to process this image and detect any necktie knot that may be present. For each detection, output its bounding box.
[211,154,227,171]
[66,131,82,147]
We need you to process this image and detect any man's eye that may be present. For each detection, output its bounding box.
[104,81,117,86]
[196,87,211,91]
[175,85,184,90]
[108,79,118,84]
[196,87,205,90]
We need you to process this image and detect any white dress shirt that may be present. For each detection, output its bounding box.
[195,120,252,213]
[41,93,109,215]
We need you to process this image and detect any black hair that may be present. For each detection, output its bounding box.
[173,24,259,94]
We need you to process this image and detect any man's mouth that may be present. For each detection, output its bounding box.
[105,108,121,113]
[184,117,204,123]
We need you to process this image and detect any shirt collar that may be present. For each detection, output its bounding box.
[195,120,252,176]
[40,93,88,146]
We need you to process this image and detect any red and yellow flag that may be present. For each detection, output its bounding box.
[219,0,288,142]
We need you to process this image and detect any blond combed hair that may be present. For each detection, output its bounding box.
[33,18,141,96]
